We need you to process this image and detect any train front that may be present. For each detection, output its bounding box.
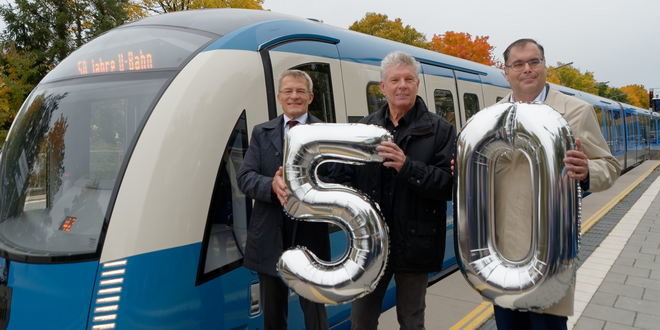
[0,22,213,329]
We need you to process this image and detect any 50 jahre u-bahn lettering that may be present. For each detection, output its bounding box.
[77,50,154,75]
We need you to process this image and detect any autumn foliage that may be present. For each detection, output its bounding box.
[349,13,428,49]
[546,64,599,95]
[620,84,649,108]
[428,31,496,66]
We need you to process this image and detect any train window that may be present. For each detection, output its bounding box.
[292,63,336,123]
[612,110,624,152]
[366,82,386,114]
[200,111,251,279]
[434,89,456,128]
[593,106,604,128]
[0,72,172,260]
[463,93,480,120]
[640,115,648,144]
[593,106,610,148]
[625,112,637,146]
[603,109,613,151]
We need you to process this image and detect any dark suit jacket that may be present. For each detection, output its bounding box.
[237,114,330,276]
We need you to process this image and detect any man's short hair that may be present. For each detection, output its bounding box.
[503,39,545,64]
[380,51,421,81]
[278,69,313,92]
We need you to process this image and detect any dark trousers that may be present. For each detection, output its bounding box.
[351,270,428,330]
[259,273,328,330]
[494,305,568,330]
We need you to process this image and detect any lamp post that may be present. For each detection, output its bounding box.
[551,62,573,86]
[596,81,610,97]
[554,62,574,70]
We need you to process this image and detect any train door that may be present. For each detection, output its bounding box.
[454,71,485,128]
[197,110,262,329]
[264,40,346,123]
[653,114,660,159]
[640,113,650,160]
[260,39,349,328]
[420,63,459,275]
[624,109,638,166]
[421,64,459,128]
[342,58,428,122]
[611,105,626,168]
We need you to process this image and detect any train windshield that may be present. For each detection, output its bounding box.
[0,26,212,260]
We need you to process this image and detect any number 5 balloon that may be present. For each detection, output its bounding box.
[277,123,391,305]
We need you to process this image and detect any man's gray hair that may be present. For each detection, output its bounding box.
[278,69,313,92]
[380,51,421,81]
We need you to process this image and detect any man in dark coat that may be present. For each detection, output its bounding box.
[348,51,455,329]
[237,69,330,330]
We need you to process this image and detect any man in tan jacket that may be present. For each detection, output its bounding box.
[493,39,621,329]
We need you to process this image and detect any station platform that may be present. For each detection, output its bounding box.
[378,160,660,329]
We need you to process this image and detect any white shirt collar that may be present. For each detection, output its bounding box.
[283,112,309,129]
[510,85,547,103]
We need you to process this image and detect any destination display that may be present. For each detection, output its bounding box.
[41,26,212,83]
[77,50,154,75]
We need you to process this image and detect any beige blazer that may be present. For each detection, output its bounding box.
[492,88,621,316]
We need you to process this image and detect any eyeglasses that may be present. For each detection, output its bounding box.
[505,58,545,72]
[279,88,309,96]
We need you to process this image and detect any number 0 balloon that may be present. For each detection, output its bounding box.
[455,103,582,310]
[277,123,391,305]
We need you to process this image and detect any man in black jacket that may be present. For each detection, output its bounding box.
[237,70,329,330]
[349,51,455,329]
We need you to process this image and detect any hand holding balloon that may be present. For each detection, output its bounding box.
[377,141,406,172]
[271,166,289,206]
[564,138,589,181]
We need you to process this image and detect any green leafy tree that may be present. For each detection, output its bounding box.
[0,43,44,146]
[546,62,630,103]
[349,12,428,49]
[0,0,128,147]
[547,62,598,94]
[127,0,263,16]
[90,1,130,40]
[601,86,629,103]
[0,1,128,67]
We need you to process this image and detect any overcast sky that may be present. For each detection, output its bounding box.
[263,0,658,90]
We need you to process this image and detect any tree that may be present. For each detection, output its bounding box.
[127,0,263,16]
[0,43,44,146]
[547,63,599,94]
[90,1,130,39]
[427,31,496,66]
[600,86,629,103]
[545,62,630,103]
[349,12,428,49]
[0,0,128,147]
[0,1,128,67]
[620,84,649,108]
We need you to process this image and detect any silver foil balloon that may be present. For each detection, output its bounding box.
[277,123,392,305]
[455,103,582,310]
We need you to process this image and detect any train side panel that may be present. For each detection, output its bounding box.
[99,49,270,329]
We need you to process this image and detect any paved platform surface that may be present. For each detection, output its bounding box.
[378,160,660,330]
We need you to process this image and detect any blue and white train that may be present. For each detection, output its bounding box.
[0,9,658,329]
